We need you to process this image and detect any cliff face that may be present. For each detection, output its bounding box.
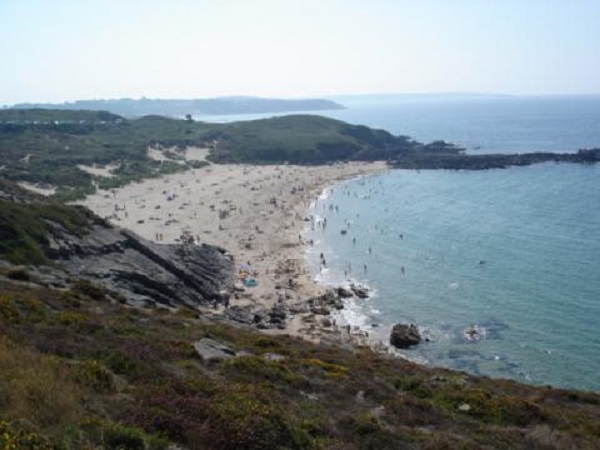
[0,180,235,308]
[47,223,235,308]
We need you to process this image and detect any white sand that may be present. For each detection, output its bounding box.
[18,182,57,196]
[183,147,210,162]
[79,161,388,341]
[77,164,119,178]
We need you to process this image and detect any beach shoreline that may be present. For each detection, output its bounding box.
[79,160,389,345]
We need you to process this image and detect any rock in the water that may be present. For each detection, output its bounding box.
[350,284,369,299]
[389,323,422,349]
[336,286,354,298]
[193,338,236,362]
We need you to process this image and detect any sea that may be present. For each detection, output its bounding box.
[196,95,600,392]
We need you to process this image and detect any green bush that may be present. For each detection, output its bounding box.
[104,424,147,450]
[76,360,115,393]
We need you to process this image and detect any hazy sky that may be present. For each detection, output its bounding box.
[2,0,599,104]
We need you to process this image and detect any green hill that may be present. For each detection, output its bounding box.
[0,109,437,200]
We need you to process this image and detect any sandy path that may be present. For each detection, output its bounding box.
[79,161,387,338]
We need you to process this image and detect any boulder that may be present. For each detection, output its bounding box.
[320,317,333,327]
[336,286,354,298]
[350,284,369,299]
[389,323,422,349]
[311,306,330,315]
[193,338,236,362]
[223,305,255,325]
[269,303,287,322]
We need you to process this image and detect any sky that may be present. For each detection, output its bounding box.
[1,0,600,104]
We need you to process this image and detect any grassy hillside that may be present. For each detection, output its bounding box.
[0,181,95,265]
[206,115,417,164]
[0,273,599,450]
[0,109,436,200]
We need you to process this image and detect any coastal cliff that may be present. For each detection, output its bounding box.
[0,181,234,309]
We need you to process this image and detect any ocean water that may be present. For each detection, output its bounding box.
[300,95,600,391]
[306,163,600,391]
[200,95,600,391]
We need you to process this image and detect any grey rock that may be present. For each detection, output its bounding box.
[390,323,422,349]
[193,338,236,362]
[269,303,287,322]
[263,353,286,361]
[350,284,369,299]
[336,286,354,298]
[41,217,234,309]
[223,305,255,325]
[311,306,330,315]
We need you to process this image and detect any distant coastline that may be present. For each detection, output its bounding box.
[10,96,345,118]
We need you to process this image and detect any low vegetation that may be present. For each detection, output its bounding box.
[0,181,95,264]
[0,267,599,449]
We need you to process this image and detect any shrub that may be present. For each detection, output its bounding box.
[0,337,82,427]
[72,279,107,301]
[219,356,306,387]
[207,387,305,450]
[104,424,147,450]
[0,294,46,324]
[355,412,382,436]
[55,311,89,327]
[0,420,54,450]
[0,295,21,323]
[301,358,349,379]
[76,360,115,393]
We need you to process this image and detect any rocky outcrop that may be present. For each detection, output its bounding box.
[390,323,422,349]
[350,284,370,299]
[393,148,600,170]
[193,338,236,362]
[44,218,235,309]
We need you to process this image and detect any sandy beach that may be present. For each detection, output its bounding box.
[79,161,388,342]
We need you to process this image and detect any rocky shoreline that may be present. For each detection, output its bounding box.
[392,148,600,170]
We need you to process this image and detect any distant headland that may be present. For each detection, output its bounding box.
[9,96,345,117]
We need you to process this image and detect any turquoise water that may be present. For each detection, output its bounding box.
[203,95,600,391]
[303,96,600,391]
[306,163,600,391]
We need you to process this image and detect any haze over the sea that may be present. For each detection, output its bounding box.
[2,0,599,105]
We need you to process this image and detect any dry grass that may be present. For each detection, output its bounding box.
[0,336,82,427]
